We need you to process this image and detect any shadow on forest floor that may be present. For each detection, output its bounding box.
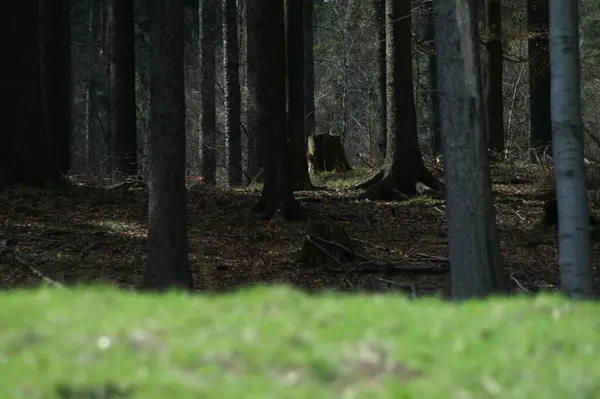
[1,162,600,297]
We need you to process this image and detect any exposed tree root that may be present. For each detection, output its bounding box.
[294,181,316,191]
[354,160,443,201]
[357,183,409,201]
[251,195,308,221]
[419,166,444,191]
[353,170,384,190]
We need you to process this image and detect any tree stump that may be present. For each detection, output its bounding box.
[307,133,352,173]
[297,221,364,270]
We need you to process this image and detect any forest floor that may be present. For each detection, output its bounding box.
[1,161,600,297]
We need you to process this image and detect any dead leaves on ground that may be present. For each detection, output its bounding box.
[1,165,599,296]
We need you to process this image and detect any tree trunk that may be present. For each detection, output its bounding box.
[223,0,242,185]
[250,0,305,220]
[356,0,441,200]
[200,0,218,185]
[528,0,552,160]
[145,0,192,290]
[303,0,316,169]
[549,0,593,298]
[107,0,137,178]
[85,0,102,170]
[39,0,71,177]
[245,1,262,182]
[485,0,504,155]
[373,0,387,162]
[425,0,441,157]
[434,0,506,299]
[286,0,313,190]
[0,1,57,187]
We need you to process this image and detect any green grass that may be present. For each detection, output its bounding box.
[402,194,443,206]
[312,167,373,190]
[1,286,599,398]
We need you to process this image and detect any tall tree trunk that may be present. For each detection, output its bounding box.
[373,0,387,162]
[485,0,504,155]
[528,0,552,160]
[107,0,137,178]
[287,0,313,190]
[101,1,113,176]
[145,0,192,290]
[200,0,218,185]
[85,0,102,170]
[39,0,71,177]
[356,0,441,200]
[434,0,506,299]
[425,0,441,157]
[223,0,242,185]
[0,1,56,187]
[250,0,305,220]
[303,0,316,167]
[245,1,262,182]
[549,0,593,298]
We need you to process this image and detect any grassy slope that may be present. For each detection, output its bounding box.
[1,286,599,398]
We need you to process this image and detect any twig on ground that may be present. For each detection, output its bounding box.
[433,206,446,215]
[411,253,448,262]
[509,273,531,294]
[14,255,65,289]
[307,234,450,275]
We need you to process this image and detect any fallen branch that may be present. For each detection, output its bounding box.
[13,255,65,288]
[305,234,449,275]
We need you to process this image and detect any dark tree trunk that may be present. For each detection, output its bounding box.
[85,0,102,170]
[223,0,242,185]
[0,2,58,187]
[425,0,441,157]
[145,0,192,290]
[303,0,316,167]
[356,0,441,200]
[107,0,137,178]
[287,0,313,190]
[101,1,113,176]
[245,1,262,182]
[200,0,218,185]
[373,0,387,162]
[250,0,305,220]
[528,0,552,159]
[486,0,505,155]
[39,0,71,177]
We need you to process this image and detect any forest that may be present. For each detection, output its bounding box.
[1,0,599,298]
[2,0,600,396]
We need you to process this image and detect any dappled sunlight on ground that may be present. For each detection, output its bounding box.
[1,163,599,297]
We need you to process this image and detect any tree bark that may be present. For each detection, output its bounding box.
[85,0,102,171]
[528,0,552,159]
[424,0,441,157]
[356,0,441,200]
[200,0,218,185]
[107,0,137,178]
[250,0,305,220]
[549,0,593,298]
[223,0,242,185]
[434,0,506,299]
[287,0,313,190]
[145,0,192,290]
[485,0,505,155]
[304,0,316,170]
[39,0,71,177]
[0,1,57,187]
[373,0,387,162]
[245,1,263,182]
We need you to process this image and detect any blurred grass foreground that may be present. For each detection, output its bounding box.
[0,286,599,398]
